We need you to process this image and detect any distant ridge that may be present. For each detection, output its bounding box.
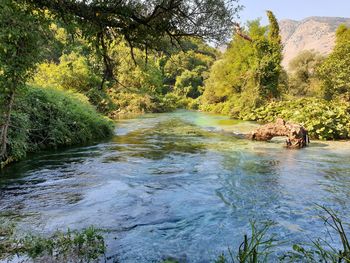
[279,16,350,69]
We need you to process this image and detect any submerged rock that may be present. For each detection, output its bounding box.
[248,118,309,148]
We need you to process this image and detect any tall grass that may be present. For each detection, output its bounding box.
[217,206,350,263]
[215,221,278,263]
[282,206,350,262]
[0,221,106,262]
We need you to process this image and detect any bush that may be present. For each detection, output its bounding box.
[245,98,350,140]
[108,91,158,118]
[32,52,116,114]
[5,86,114,164]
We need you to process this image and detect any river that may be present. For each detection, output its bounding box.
[1,110,350,262]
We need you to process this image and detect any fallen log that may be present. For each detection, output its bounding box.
[247,118,309,149]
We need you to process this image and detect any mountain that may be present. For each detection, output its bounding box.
[279,17,350,69]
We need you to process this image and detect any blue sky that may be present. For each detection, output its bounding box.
[237,0,350,24]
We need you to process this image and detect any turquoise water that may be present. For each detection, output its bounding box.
[1,110,350,262]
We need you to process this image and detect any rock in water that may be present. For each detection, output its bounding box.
[248,118,309,148]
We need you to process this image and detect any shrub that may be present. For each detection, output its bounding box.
[32,52,116,114]
[5,86,114,165]
[245,98,350,140]
[108,91,158,118]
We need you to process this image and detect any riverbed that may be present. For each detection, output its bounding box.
[1,110,350,262]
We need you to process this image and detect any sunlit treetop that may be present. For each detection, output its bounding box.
[25,0,242,47]
[23,0,241,81]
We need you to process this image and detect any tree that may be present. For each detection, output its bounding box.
[174,70,204,98]
[260,10,283,99]
[318,24,350,100]
[288,50,324,97]
[162,42,216,98]
[0,0,49,162]
[202,11,283,116]
[0,0,242,163]
[33,52,101,92]
[266,10,281,43]
[24,0,242,82]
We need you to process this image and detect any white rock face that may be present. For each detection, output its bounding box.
[279,17,350,69]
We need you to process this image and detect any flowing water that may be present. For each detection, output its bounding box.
[1,110,350,262]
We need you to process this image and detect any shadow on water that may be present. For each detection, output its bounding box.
[1,110,350,262]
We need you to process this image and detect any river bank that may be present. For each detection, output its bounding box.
[0,86,114,169]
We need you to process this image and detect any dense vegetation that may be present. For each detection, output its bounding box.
[200,15,283,117]
[2,0,350,168]
[4,86,113,168]
[0,0,238,166]
[200,13,350,140]
[32,34,217,117]
[247,98,350,140]
[0,1,114,167]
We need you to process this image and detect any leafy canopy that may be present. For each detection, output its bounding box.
[318,24,350,100]
[288,50,324,97]
[23,0,242,81]
[0,0,49,91]
[202,11,283,117]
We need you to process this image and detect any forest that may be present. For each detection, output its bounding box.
[1,0,350,262]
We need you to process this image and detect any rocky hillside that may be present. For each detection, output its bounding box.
[280,17,350,69]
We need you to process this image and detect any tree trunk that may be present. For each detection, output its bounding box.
[247,118,309,149]
[0,90,15,161]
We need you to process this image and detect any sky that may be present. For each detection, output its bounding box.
[237,0,350,25]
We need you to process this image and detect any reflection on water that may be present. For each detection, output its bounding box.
[1,110,350,262]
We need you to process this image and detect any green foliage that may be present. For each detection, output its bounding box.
[318,24,350,100]
[0,0,51,161]
[161,38,217,99]
[110,41,163,94]
[25,0,240,56]
[34,52,101,92]
[164,49,215,85]
[202,20,265,111]
[100,38,213,117]
[108,91,158,117]
[174,70,204,98]
[32,51,115,114]
[6,86,114,163]
[202,12,283,117]
[31,37,213,119]
[247,98,350,140]
[21,227,105,262]
[0,0,49,89]
[0,220,16,258]
[288,50,325,97]
[266,10,281,43]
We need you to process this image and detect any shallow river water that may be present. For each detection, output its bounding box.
[1,110,350,262]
